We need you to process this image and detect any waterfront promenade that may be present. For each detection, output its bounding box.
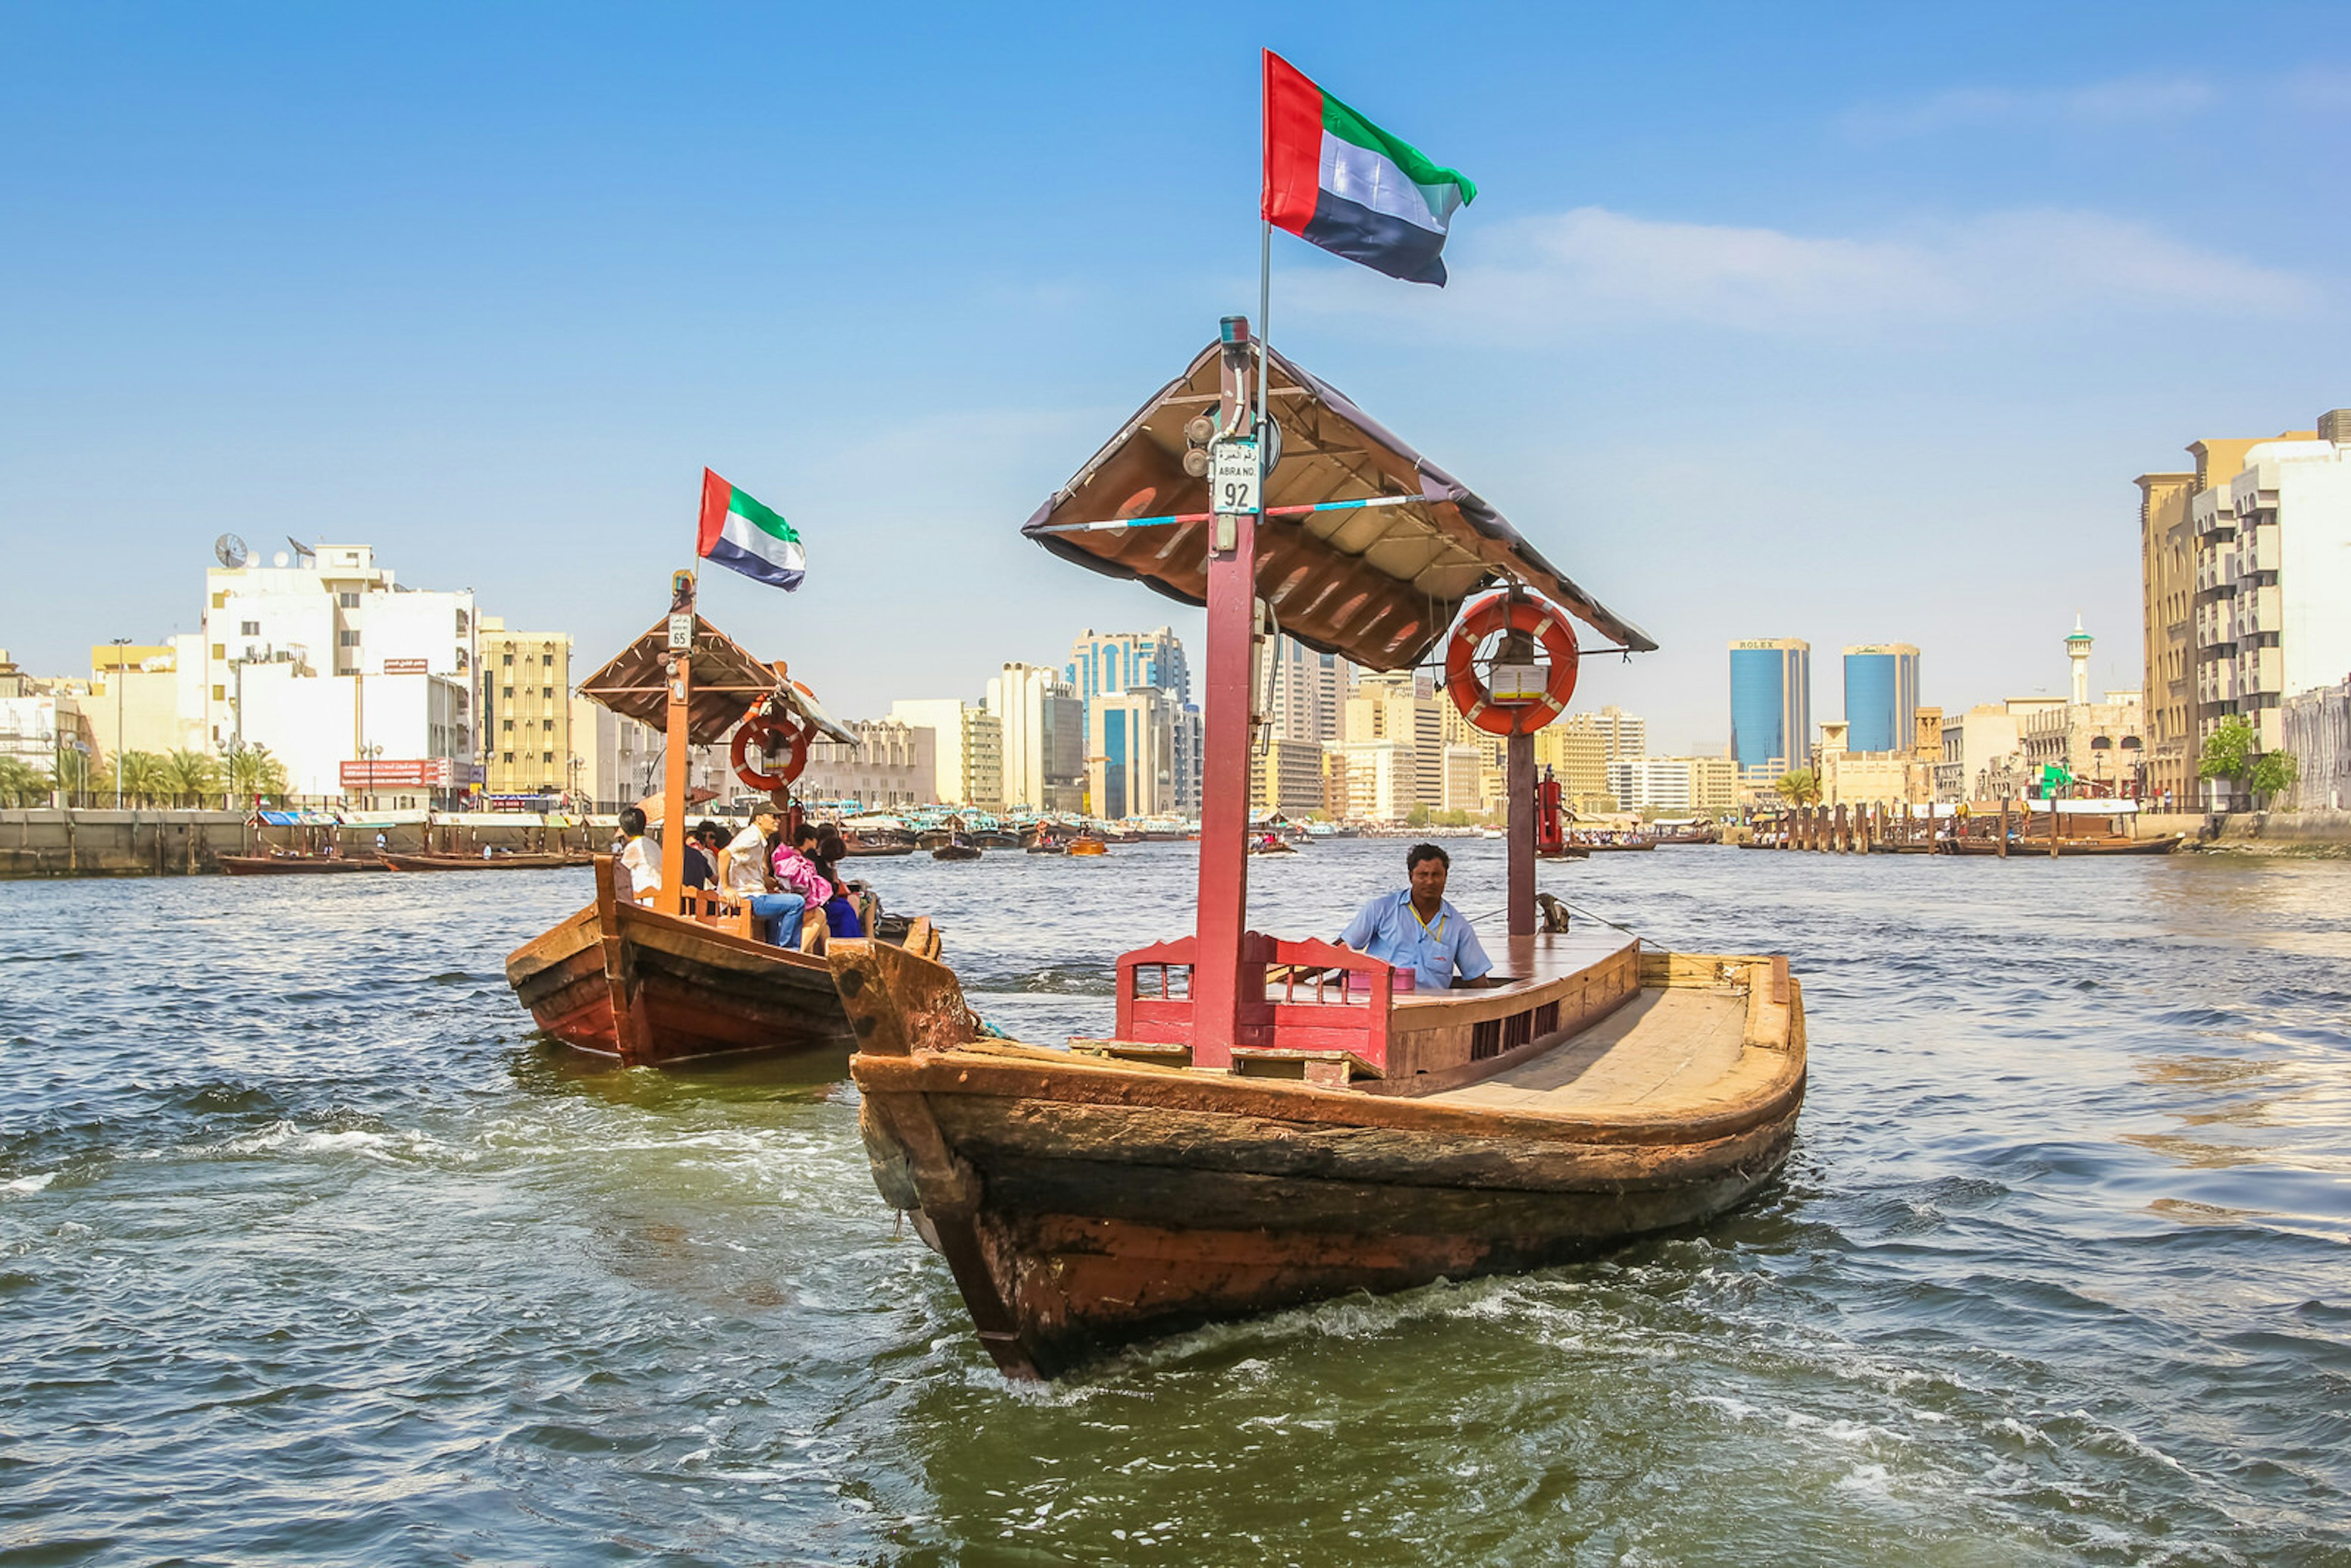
[3,842,2345,1562]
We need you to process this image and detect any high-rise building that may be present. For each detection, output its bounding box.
[1172,705,1204,813]
[1842,644,1921,754]
[1345,672,1443,808]
[478,618,573,798]
[984,662,1085,811]
[1262,636,1352,744]
[1066,628,1191,710]
[1328,739,1418,821]
[1251,736,1326,816]
[1729,639,1812,780]
[1088,688,1175,820]
[888,699,1003,808]
[1534,717,1609,807]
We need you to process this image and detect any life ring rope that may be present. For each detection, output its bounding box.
[1443,592,1581,737]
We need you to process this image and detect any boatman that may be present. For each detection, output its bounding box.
[1337,842,1501,991]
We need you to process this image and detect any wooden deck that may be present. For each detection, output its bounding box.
[1434,985,1752,1115]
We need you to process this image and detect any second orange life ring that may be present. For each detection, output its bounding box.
[1444,592,1580,737]
[729,708,810,792]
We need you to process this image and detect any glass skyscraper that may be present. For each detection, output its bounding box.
[1842,644,1921,754]
[1728,639,1812,778]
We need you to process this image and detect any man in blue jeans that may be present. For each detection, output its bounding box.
[718,806,804,945]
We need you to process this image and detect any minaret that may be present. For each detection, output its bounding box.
[2066,614,2093,707]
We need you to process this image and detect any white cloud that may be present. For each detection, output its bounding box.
[1842,75,2216,138]
[1285,206,2317,338]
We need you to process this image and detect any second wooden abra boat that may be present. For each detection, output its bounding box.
[504,580,941,1067]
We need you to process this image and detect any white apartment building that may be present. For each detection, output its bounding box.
[1605,755,1736,814]
[985,664,1085,811]
[797,718,938,811]
[2191,413,2351,805]
[198,542,479,798]
[890,699,1005,808]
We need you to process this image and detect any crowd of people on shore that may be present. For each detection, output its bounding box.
[612,804,870,946]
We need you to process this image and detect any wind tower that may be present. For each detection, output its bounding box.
[2066,615,2093,707]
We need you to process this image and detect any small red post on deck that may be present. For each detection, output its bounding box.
[1190,318,1260,1070]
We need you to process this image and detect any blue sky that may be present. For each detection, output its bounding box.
[5,2,2347,752]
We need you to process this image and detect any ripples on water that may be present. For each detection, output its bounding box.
[2,844,2345,1565]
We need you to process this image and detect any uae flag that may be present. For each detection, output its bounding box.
[1262,51,1477,286]
[696,468,804,591]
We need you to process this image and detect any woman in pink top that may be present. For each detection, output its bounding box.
[771,822,833,909]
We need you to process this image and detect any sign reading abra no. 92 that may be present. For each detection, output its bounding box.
[1210,438,1259,516]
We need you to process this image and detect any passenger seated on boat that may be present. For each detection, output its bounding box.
[615,806,661,904]
[1335,842,1501,991]
[721,805,807,943]
[810,828,863,938]
[763,821,833,946]
[678,822,721,892]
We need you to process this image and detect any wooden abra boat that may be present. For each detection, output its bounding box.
[219,853,384,875]
[1940,833,2183,857]
[846,328,1801,1378]
[385,850,588,872]
[932,841,983,861]
[503,586,939,1067]
[839,933,1803,1379]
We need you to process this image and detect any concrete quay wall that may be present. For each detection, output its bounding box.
[0,809,257,879]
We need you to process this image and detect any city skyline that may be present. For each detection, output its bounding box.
[7,6,2347,755]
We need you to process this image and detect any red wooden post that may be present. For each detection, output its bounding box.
[1189,322,1259,1071]
[1507,732,1535,936]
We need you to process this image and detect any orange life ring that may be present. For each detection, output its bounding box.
[1444,592,1580,736]
[729,709,810,792]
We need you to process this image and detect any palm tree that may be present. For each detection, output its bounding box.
[228,745,290,805]
[1775,768,1821,807]
[0,757,50,807]
[118,751,168,808]
[161,749,218,809]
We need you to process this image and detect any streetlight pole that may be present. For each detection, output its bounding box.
[110,637,130,809]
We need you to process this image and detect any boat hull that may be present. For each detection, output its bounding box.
[836,939,1806,1379]
[1939,834,2183,857]
[218,855,386,875]
[503,862,872,1067]
[383,852,590,872]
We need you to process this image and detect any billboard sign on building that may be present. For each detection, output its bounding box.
[338,757,484,789]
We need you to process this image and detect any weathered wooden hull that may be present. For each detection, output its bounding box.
[502,874,858,1067]
[1939,834,2182,857]
[384,852,590,872]
[838,939,1806,1379]
[218,855,386,875]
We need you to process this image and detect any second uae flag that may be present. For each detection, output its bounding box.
[1261,50,1477,286]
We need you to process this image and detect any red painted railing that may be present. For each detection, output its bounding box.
[1115,932,1394,1074]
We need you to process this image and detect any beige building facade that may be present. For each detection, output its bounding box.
[477,618,573,797]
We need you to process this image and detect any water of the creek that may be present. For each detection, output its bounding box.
[2,841,2347,1566]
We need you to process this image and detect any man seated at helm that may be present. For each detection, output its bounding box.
[1335,842,1501,991]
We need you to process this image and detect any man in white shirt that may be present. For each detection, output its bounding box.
[615,806,661,903]
[719,806,808,944]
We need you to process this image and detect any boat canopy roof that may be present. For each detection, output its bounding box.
[1021,340,1655,672]
[577,613,858,749]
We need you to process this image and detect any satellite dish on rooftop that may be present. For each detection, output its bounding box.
[272,551,290,568]
[214,533,249,569]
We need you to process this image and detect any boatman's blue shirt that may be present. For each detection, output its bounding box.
[1339,890,1493,993]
